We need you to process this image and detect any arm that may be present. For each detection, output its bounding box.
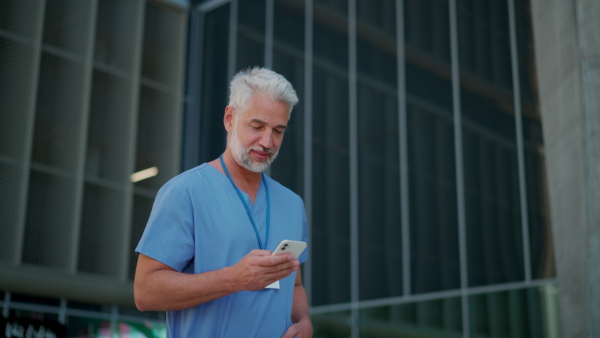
[134,251,299,312]
[282,267,313,338]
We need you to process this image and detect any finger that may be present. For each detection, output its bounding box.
[268,259,299,274]
[265,263,299,281]
[248,249,273,257]
[256,253,294,267]
[280,324,299,338]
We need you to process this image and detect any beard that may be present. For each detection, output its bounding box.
[229,127,279,173]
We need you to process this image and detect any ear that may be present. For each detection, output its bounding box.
[224,106,235,132]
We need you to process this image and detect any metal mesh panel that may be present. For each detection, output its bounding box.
[0,1,42,39]
[86,70,134,181]
[128,194,154,280]
[127,1,186,282]
[94,0,139,72]
[0,1,41,265]
[43,0,93,56]
[31,52,86,171]
[135,86,180,191]
[0,163,23,262]
[141,2,184,86]
[0,0,187,305]
[23,171,76,269]
[0,38,35,159]
[0,35,37,164]
[78,183,126,276]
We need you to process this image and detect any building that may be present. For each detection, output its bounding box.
[1,0,598,337]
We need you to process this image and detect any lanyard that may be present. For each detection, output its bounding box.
[219,154,270,250]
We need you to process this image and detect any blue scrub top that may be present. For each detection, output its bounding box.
[136,163,309,338]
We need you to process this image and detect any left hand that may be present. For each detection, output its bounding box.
[281,317,313,338]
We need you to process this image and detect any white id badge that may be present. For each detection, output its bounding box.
[265,281,280,289]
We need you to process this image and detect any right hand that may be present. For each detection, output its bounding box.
[231,249,300,291]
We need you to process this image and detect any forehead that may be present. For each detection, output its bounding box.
[240,93,290,122]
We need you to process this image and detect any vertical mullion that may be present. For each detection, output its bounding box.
[227,0,238,82]
[58,298,67,325]
[14,0,47,265]
[2,292,10,318]
[507,0,531,282]
[396,0,410,298]
[109,305,118,336]
[264,0,274,68]
[69,0,99,273]
[183,9,204,169]
[348,0,359,336]
[121,0,146,280]
[449,0,470,337]
[170,10,188,176]
[263,0,274,178]
[304,0,314,303]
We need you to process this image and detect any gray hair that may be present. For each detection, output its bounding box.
[228,67,298,117]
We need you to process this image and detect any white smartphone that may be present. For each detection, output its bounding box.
[271,240,307,259]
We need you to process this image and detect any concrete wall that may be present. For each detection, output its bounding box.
[530,0,600,337]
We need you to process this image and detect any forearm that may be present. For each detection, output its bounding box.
[291,284,312,327]
[134,251,298,312]
[135,265,238,312]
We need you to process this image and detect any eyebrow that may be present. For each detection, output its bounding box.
[250,118,287,130]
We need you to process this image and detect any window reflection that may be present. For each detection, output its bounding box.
[312,67,351,306]
[236,0,265,70]
[458,0,525,287]
[469,286,559,338]
[311,3,351,306]
[270,0,306,195]
[198,5,229,162]
[408,102,460,293]
[358,82,401,300]
[356,0,402,300]
[360,298,463,338]
[405,0,460,294]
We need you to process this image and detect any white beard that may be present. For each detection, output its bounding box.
[229,126,279,173]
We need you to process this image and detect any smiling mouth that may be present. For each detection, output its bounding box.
[251,150,272,161]
[249,146,276,160]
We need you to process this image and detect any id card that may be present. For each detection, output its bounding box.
[265,281,280,289]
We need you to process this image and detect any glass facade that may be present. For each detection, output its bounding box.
[186,0,558,337]
[0,0,559,336]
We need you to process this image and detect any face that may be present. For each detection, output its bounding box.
[226,93,290,173]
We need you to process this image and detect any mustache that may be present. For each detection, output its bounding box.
[247,146,275,155]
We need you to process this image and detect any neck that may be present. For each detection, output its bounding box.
[216,149,262,201]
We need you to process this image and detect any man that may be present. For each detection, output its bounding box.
[134,67,312,337]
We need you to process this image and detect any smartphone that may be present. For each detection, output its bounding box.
[271,240,307,259]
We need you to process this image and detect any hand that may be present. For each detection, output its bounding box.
[281,317,313,338]
[231,249,299,291]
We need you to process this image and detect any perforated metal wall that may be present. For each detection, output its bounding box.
[0,0,187,306]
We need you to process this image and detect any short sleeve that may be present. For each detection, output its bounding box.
[135,181,195,272]
[298,203,309,264]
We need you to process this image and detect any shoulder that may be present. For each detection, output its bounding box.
[157,163,218,195]
[263,175,303,204]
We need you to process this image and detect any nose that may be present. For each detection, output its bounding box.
[258,130,273,150]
